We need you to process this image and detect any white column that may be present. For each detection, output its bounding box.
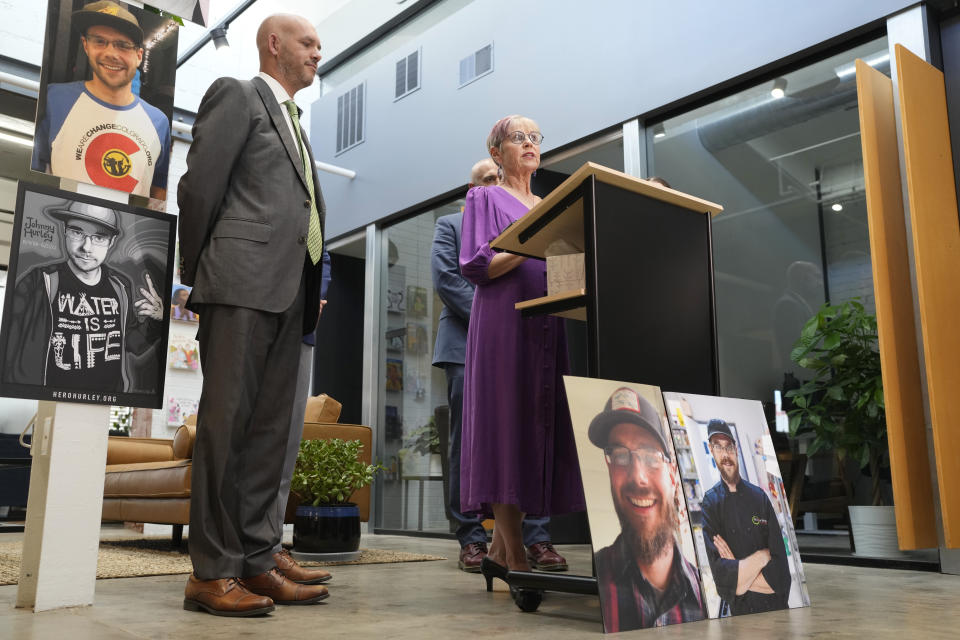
[622,119,646,178]
[361,223,384,526]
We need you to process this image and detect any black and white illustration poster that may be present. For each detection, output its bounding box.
[0,182,175,408]
[32,0,179,201]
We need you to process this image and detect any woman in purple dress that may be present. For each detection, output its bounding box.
[459,115,585,607]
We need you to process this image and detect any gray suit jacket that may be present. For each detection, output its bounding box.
[177,76,326,329]
[431,212,474,367]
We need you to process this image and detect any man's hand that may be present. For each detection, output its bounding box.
[314,299,327,326]
[135,272,164,321]
[753,548,771,565]
[748,571,774,594]
[731,546,771,596]
[713,534,735,560]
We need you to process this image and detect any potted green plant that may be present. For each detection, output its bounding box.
[398,416,442,475]
[108,406,131,436]
[785,299,897,556]
[290,438,384,554]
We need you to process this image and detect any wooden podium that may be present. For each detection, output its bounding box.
[492,162,723,395]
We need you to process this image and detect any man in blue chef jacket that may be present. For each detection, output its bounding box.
[700,419,791,616]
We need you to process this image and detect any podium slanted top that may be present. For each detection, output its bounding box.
[491,162,723,259]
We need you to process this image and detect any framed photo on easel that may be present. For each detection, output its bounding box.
[31,0,179,203]
[0,181,175,408]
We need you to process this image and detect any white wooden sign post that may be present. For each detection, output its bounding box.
[16,401,111,611]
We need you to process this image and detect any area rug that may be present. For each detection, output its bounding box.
[0,538,446,585]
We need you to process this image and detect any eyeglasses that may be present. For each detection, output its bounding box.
[710,442,737,455]
[65,225,112,247]
[506,131,544,145]
[84,34,139,52]
[604,446,666,471]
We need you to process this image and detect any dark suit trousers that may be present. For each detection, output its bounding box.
[189,284,305,580]
[273,342,313,553]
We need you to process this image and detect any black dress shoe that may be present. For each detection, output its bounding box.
[480,556,509,592]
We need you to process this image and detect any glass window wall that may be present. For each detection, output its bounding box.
[541,129,624,175]
[647,37,892,545]
[377,197,464,533]
[647,37,888,403]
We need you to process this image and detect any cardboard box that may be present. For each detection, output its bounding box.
[546,253,585,296]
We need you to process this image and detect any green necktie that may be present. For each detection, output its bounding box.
[284,100,323,264]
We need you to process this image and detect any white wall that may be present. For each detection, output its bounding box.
[0,0,48,66]
[310,0,917,239]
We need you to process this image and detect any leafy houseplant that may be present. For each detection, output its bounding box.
[108,406,131,436]
[291,438,384,506]
[399,416,441,458]
[290,438,385,554]
[785,299,887,506]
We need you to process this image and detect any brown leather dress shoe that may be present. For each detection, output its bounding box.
[526,542,568,571]
[241,568,329,605]
[183,574,275,617]
[274,548,332,584]
[458,541,488,573]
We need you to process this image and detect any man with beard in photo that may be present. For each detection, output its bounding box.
[590,387,706,631]
[700,418,791,616]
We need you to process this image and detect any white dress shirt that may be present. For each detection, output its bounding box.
[257,71,301,159]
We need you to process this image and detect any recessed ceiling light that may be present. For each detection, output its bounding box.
[831,202,843,212]
[771,77,787,99]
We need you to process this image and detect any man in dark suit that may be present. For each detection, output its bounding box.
[431,158,568,573]
[177,14,329,616]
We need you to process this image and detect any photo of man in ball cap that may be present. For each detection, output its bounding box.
[589,386,706,631]
[2,199,164,392]
[700,418,791,616]
[32,0,172,200]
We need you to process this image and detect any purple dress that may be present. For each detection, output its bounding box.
[458,186,585,517]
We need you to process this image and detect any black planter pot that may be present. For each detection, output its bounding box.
[293,503,361,553]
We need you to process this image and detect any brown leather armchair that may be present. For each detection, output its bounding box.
[101,395,372,544]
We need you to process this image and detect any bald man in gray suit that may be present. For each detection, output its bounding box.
[177,14,330,617]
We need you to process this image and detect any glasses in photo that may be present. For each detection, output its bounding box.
[506,131,544,145]
[604,446,666,471]
[710,441,737,455]
[65,226,111,246]
[84,35,139,52]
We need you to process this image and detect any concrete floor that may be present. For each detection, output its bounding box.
[1,531,959,639]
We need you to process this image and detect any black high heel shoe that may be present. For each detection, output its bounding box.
[480,556,509,592]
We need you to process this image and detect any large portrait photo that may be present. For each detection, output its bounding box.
[564,376,707,633]
[31,0,179,200]
[661,391,811,619]
[0,182,175,408]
